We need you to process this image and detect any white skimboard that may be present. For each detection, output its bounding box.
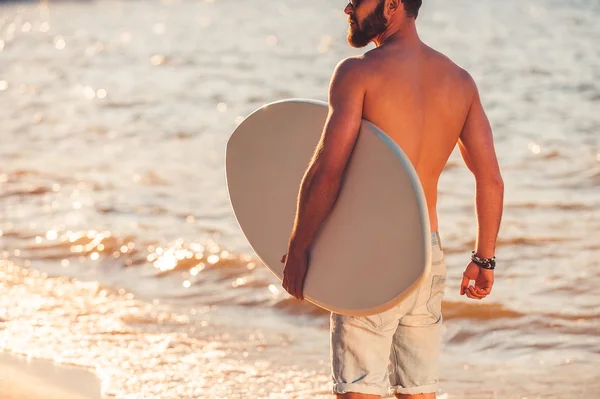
[226,99,431,316]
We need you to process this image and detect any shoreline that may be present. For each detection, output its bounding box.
[0,352,102,399]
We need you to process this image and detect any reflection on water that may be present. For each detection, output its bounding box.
[1,0,599,397]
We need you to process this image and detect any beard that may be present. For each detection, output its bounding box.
[347,0,387,48]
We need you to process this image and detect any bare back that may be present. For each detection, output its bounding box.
[360,43,473,231]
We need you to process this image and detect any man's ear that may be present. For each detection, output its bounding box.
[387,0,401,16]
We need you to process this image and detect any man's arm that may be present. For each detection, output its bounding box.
[457,73,504,300]
[458,74,504,259]
[282,57,365,299]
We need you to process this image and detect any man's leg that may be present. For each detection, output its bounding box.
[330,311,399,398]
[389,234,445,398]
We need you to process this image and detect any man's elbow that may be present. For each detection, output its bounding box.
[310,154,344,180]
[315,167,344,187]
[309,161,344,189]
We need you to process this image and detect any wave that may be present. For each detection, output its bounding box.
[437,234,574,255]
[497,236,573,246]
[0,169,76,185]
[0,186,51,198]
[271,299,527,322]
[273,297,330,317]
[505,201,596,211]
[3,226,597,335]
[442,301,525,321]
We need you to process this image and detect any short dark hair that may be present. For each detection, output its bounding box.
[401,0,422,19]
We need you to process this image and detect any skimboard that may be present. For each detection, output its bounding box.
[226,99,431,316]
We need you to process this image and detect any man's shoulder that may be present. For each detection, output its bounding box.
[424,46,478,98]
[333,56,367,75]
[330,56,369,86]
[425,46,471,79]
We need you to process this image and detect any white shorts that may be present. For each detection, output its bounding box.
[330,231,447,396]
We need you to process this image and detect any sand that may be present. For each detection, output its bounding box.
[0,352,102,399]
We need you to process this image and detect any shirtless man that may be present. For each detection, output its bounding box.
[281,0,504,397]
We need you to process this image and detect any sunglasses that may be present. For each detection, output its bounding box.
[348,0,363,9]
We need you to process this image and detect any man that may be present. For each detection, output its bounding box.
[281,0,504,398]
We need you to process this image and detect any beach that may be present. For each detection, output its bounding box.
[1,0,599,397]
[0,352,101,399]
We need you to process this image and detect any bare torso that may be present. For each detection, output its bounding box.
[358,42,472,232]
[282,5,503,302]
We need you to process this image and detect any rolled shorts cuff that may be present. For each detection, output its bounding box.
[333,382,387,397]
[389,382,438,396]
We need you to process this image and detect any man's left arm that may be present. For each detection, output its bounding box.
[282,57,365,299]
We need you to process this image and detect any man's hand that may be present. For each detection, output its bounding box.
[460,261,494,300]
[281,251,309,300]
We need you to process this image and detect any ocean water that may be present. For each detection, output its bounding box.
[1,0,599,398]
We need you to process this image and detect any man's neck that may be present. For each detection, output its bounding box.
[373,20,420,48]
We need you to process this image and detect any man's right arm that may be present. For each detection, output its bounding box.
[458,73,504,261]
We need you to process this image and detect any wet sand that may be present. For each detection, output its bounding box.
[0,352,101,399]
